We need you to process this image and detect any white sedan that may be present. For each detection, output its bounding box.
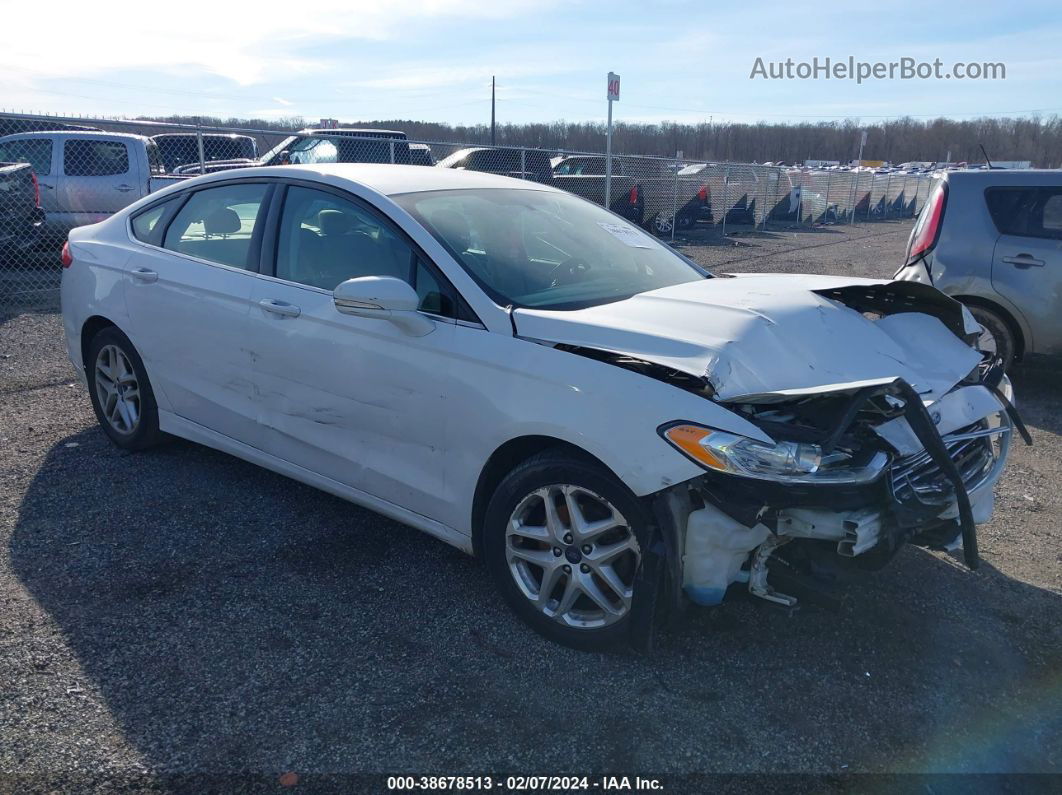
[61,164,1019,649]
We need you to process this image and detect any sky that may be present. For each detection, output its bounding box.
[3,0,1061,127]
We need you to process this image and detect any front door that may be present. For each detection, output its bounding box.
[248,183,457,521]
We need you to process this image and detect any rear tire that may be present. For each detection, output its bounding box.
[482,451,647,651]
[966,304,1017,371]
[85,326,163,450]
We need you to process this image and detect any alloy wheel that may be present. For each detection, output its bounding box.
[505,484,640,629]
[653,212,674,234]
[94,344,141,435]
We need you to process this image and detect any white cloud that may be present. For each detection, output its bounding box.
[1,0,561,86]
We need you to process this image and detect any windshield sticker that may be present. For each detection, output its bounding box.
[597,222,653,248]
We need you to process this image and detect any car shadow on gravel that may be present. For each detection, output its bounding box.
[8,428,1062,774]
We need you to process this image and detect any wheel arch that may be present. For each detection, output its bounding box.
[79,315,120,375]
[470,435,621,558]
[953,294,1027,360]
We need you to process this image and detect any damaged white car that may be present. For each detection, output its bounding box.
[60,164,1029,650]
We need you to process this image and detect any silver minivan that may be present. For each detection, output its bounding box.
[895,170,1062,368]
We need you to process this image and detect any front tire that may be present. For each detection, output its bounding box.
[86,326,163,450]
[483,451,646,650]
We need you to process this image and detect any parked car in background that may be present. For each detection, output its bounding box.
[0,131,182,241]
[409,143,435,166]
[0,160,46,257]
[895,170,1062,369]
[62,163,1019,650]
[171,158,259,176]
[151,133,258,173]
[551,155,711,235]
[438,147,554,183]
[260,128,412,166]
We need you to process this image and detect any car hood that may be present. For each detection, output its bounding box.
[513,274,982,402]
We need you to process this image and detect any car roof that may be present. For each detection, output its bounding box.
[0,129,149,142]
[187,163,563,196]
[944,169,1062,185]
[152,132,252,139]
[300,128,406,137]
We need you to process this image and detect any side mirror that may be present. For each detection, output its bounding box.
[333,276,434,337]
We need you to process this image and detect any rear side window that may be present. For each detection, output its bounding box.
[986,186,1062,240]
[0,138,53,176]
[163,183,270,269]
[64,140,130,176]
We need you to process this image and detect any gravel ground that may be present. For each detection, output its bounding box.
[1,220,1059,785]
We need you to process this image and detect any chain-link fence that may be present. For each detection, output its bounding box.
[1,111,937,308]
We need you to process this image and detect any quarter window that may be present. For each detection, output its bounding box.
[131,199,176,243]
[63,140,130,177]
[162,183,270,269]
[0,138,53,176]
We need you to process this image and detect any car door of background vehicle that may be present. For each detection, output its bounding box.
[988,185,1062,352]
[0,137,60,235]
[58,137,145,229]
[124,181,274,445]
[248,183,458,522]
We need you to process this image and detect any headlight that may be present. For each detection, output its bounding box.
[660,423,889,484]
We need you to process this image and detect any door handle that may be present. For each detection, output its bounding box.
[38,182,54,190]
[130,268,158,283]
[114,184,135,193]
[258,298,301,318]
[1001,254,1045,268]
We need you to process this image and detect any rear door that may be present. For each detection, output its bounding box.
[125,181,274,443]
[987,185,1062,353]
[58,137,145,229]
[0,136,60,234]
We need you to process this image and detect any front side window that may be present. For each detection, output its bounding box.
[275,186,413,291]
[394,188,709,310]
[63,140,130,177]
[0,138,53,176]
[162,183,270,269]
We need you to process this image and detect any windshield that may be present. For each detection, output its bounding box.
[394,188,709,310]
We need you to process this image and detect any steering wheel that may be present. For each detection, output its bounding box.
[549,257,593,287]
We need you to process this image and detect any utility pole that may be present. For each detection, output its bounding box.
[490,76,496,147]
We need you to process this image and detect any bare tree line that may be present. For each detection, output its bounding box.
[140,114,1062,166]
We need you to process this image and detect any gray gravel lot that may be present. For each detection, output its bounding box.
[1,220,1059,784]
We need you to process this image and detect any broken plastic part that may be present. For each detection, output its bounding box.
[748,535,798,606]
[682,502,769,606]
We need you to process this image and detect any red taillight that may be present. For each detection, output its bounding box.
[61,241,73,268]
[697,185,708,202]
[906,182,947,264]
[31,171,40,208]
[628,186,639,204]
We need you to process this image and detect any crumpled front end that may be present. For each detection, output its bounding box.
[654,366,1024,611]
